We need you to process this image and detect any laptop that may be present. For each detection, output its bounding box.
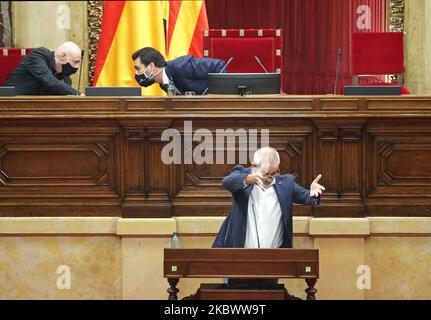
[344,85,401,96]
[0,86,15,97]
[85,86,141,96]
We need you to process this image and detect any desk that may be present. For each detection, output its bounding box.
[163,248,319,300]
[0,95,430,217]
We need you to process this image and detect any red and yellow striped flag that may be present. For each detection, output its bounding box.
[93,1,166,95]
[164,0,208,60]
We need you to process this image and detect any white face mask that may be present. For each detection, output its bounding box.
[143,63,162,79]
[143,64,154,79]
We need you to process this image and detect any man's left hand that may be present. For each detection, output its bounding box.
[310,174,325,198]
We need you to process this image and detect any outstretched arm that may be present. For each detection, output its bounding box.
[292,174,325,205]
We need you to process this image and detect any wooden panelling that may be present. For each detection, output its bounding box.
[0,96,431,217]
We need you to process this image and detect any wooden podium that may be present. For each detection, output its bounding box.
[163,248,319,300]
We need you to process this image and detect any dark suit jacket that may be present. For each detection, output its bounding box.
[161,55,225,95]
[212,165,320,248]
[4,47,80,95]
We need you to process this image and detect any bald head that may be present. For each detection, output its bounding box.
[54,41,82,70]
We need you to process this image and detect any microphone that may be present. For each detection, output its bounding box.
[219,56,234,74]
[254,56,268,73]
[77,49,84,95]
[333,48,341,95]
[202,57,234,95]
[250,194,261,248]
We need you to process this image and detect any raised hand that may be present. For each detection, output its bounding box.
[310,174,325,198]
[244,172,266,191]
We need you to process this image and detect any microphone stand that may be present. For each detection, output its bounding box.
[77,49,84,95]
[333,48,341,95]
[202,57,234,95]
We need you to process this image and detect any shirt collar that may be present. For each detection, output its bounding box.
[262,177,277,190]
[162,67,170,85]
[268,178,277,187]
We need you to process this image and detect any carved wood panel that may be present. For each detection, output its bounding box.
[0,123,121,216]
[366,120,431,215]
[0,97,430,217]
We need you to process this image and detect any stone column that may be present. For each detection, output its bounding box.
[404,0,431,94]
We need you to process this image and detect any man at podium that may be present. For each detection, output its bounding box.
[213,147,325,249]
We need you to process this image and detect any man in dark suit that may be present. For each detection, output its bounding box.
[132,47,226,95]
[213,147,325,249]
[4,41,82,95]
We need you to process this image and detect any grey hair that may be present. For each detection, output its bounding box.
[253,147,280,168]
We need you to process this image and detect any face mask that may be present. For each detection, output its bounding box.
[135,73,155,87]
[62,62,78,76]
[135,64,160,87]
[56,57,78,76]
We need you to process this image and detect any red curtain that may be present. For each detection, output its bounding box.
[206,0,386,94]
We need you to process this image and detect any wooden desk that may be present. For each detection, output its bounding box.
[0,95,431,217]
[163,248,319,300]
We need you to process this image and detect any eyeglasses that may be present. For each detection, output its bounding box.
[262,170,280,179]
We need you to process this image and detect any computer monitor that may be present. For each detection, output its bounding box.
[344,85,401,96]
[207,73,280,95]
[85,86,142,96]
[0,86,15,97]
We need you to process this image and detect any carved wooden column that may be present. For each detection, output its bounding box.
[121,121,173,218]
[305,278,317,300]
[121,127,147,217]
[313,119,365,217]
[167,278,179,300]
[143,126,172,217]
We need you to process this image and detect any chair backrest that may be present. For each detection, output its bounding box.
[351,32,404,75]
[351,32,409,93]
[203,29,283,74]
[0,48,33,85]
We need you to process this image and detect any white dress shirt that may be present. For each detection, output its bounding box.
[244,179,284,248]
[162,68,170,85]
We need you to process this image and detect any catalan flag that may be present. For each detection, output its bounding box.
[93,1,166,95]
[164,0,209,60]
[94,1,208,95]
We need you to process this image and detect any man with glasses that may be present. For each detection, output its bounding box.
[213,146,324,290]
[213,146,325,249]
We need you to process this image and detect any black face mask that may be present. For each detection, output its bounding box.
[62,62,78,76]
[135,74,155,87]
